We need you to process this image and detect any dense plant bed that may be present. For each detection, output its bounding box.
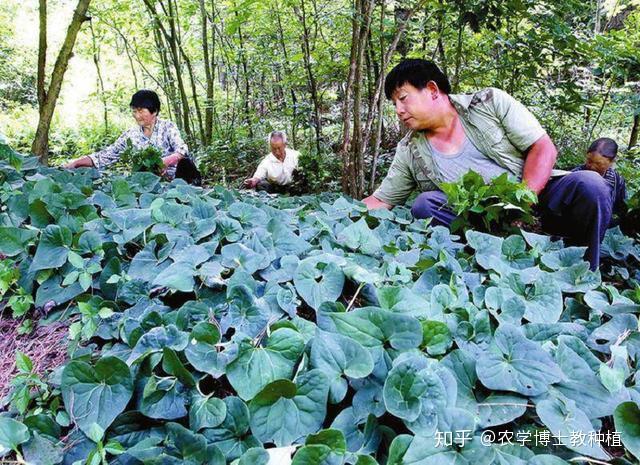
[1,137,640,465]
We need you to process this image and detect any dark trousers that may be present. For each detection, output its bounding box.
[256,179,288,194]
[411,171,613,270]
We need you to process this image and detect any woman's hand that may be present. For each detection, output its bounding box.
[162,153,183,168]
[160,153,183,177]
[63,156,94,169]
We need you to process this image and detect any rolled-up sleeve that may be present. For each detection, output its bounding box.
[491,88,546,152]
[88,131,130,169]
[373,142,416,206]
[253,158,269,180]
[166,122,189,157]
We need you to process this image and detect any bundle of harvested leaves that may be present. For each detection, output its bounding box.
[441,170,538,234]
[120,138,165,175]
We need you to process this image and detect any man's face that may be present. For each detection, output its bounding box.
[270,138,286,159]
[585,151,613,176]
[391,83,436,131]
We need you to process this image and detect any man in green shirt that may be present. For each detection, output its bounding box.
[363,59,614,270]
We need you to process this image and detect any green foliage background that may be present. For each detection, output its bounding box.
[0,0,638,192]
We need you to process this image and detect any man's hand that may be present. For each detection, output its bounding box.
[522,134,557,194]
[244,177,260,189]
[362,195,393,210]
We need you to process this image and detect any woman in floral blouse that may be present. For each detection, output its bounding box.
[64,90,191,180]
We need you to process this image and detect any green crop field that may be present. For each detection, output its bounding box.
[2,136,640,465]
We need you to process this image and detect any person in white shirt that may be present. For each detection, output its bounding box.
[244,131,300,192]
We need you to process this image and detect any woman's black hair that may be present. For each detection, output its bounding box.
[130,89,161,114]
[588,137,618,159]
[384,59,451,99]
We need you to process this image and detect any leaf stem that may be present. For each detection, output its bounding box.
[568,458,611,465]
[346,282,365,311]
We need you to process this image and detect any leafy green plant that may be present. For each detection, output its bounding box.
[440,171,538,234]
[0,258,34,332]
[3,138,640,464]
[68,297,115,342]
[8,352,55,416]
[120,138,164,174]
[621,190,640,237]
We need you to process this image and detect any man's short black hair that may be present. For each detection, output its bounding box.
[384,59,451,100]
[588,137,618,159]
[130,89,161,114]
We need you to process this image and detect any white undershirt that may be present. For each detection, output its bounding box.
[253,148,300,185]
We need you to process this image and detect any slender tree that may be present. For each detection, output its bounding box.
[31,0,92,163]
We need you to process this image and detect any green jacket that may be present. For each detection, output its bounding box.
[373,87,567,206]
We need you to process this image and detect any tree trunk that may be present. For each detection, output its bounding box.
[143,0,192,139]
[89,21,108,134]
[338,0,360,167]
[274,4,299,146]
[168,0,205,145]
[594,0,603,34]
[232,1,253,136]
[153,27,182,128]
[36,0,47,114]
[31,0,92,163]
[364,0,429,191]
[200,0,214,145]
[630,113,639,148]
[452,5,464,93]
[296,0,322,154]
[343,0,374,198]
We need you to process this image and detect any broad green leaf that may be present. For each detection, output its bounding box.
[105,208,154,243]
[310,330,374,403]
[61,357,133,437]
[421,320,453,355]
[203,396,261,461]
[536,397,609,460]
[151,261,196,292]
[22,431,63,465]
[336,218,382,255]
[185,321,227,377]
[190,394,227,431]
[221,243,271,273]
[540,247,587,270]
[290,445,333,465]
[238,447,270,465]
[138,376,189,420]
[127,325,189,365]
[0,418,29,454]
[321,307,422,350]
[552,262,601,293]
[476,323,563,396]
[528,456,569,465]
[220,283,272,338]
[0,227,38,257]
[383,355,449,425]
[477,393,528,428]
[217,216,244,242]
[249,370,330,446]
[294,256,345,310]
[501,273,563,323]
[614,401,640,460]
[399,434,494,465]
[291,429,347,465]
[226,328,305,400]
[166,422,225,463]
[162,347,196,387]
[29,225,72,272]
